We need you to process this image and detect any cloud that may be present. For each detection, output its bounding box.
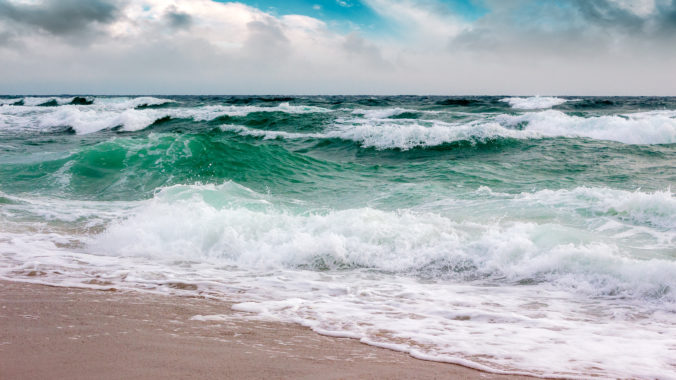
[0,0,401,93]
[363,0,467,44]
[244,19,290,61]
[165,6,192,29]
[450,0,676,56]
[0,0,674,95]
[342,32,389,67]
[0,0,119,36]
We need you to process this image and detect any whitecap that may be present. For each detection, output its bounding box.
[498,109,676,145]
[500,96,568,109]
[0,98,333,134]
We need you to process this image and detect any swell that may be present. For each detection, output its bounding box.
[1,125,673,203]
[0,133,346,201]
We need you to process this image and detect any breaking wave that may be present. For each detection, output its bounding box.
[501,96,568,109]
[219,109,676,149]
[88,182,676,301]
[0,100,332,134]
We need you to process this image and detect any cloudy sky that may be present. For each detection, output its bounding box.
[0,0,675,95]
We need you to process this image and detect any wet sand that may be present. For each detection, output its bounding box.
[0,280,537,379]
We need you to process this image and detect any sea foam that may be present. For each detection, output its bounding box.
[498,109,676,145]
[86,183,676,299]
[220,109,676,149]
[0,99,332,134]
[500,96,568,109]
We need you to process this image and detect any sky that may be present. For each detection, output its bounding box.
[0,0,675,95]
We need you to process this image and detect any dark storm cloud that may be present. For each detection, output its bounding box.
[572,0,645,29]
[450,0,676,56]
[657,0,676,32]
[539,0,676,36]
[570,0,676,35]
[0,0,119,36]
[165,7,192,29]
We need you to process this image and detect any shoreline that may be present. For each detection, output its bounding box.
[0,279,538,379]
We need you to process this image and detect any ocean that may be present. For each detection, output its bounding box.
[1,95,675,378]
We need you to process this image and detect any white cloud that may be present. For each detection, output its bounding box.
[363,0,467,46]
[0,0,401,94]
[607,0,656,17]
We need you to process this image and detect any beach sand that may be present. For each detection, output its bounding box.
[0,280,536,379]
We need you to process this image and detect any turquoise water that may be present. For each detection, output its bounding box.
[1,95,675,377]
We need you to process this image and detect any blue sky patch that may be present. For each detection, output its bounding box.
[218,0,489,35]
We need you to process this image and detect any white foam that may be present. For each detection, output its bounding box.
[93,96,175,109]
[3,98,675,147]
[498,109,676,145]
[501,96,568,109]
[229,275,676,378]
[86,183,676,298]
[0,98,333,134]
[220,119,536,149]
[518,187,676,231]
[0,98,22,105]
[220,125,324,140]
[328,119,535,149]
[1,183,676,378]
[21,97,76,106]
[217,108,676,149]
[351,107,415,119]
[330,109,676,148]
[34,107,160,133]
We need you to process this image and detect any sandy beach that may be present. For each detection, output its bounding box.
[0,280,539,380]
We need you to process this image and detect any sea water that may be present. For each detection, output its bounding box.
[1,95,675,378]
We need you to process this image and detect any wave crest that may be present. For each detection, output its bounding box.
[0,99,333,134]
[221,108,676,149]
[498,110,676,145]
[501,96,568,109]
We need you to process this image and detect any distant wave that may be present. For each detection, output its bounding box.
[21,97,77,107]
[219,109,676,149]
[0,96,174,109]
[435,98,480,106]
[501,96,568,109]
[2,97,675,146]
[0,99,332,134]
[102,96,175,109]
[351,107,418,119]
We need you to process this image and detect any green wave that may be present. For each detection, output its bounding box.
[1,125,672,206]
